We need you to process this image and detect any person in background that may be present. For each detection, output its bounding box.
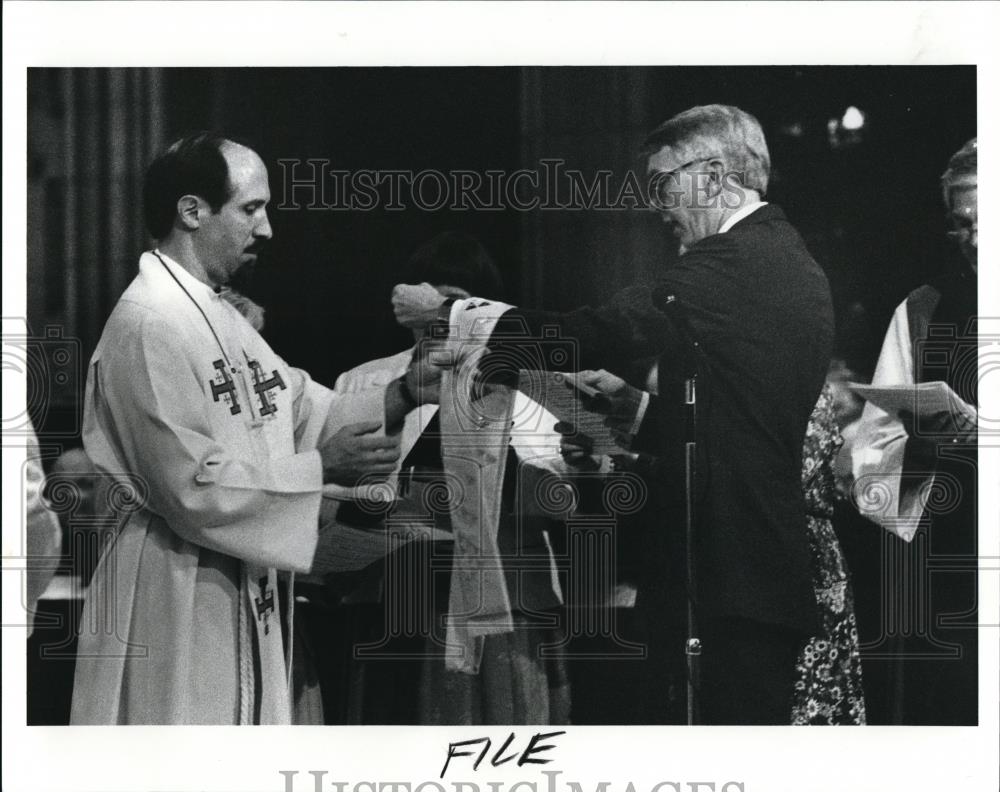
[824,359,867,497]
[46,447,108,586]
[24,420,62,637]
[851,137,978,724]
[327,231,569,724]
[791,385,866,724]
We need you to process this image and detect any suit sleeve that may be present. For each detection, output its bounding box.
[487,283,680,373]
[444,284,676,446]
[85,313,325,572]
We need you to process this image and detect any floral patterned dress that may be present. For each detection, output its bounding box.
[791,386,867,725]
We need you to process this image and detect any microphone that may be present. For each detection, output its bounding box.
[651,284,677,314]
[651,286,699,380]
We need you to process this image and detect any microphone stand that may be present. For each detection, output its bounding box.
[656,292,702,726]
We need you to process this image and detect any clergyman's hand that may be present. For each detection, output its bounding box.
[319,421,401,486]
[404,337,447,406]
[392,282,447,329]
[899,408,977,446]
[555,421,601,471]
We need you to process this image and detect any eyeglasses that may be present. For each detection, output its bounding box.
[648,157,719,209]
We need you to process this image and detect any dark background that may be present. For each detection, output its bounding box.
[28,66,976,431]
[24,66,977,726]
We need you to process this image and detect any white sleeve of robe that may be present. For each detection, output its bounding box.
[85,312,329,573]
[323,349,436,501]
[851,300,929,541]
[288,364,341,452]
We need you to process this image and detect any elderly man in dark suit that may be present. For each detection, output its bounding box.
[393,104,834,724]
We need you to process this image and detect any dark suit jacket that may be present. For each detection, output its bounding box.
[490,204,833,635]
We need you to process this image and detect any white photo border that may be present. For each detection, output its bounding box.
[3,3,998,791]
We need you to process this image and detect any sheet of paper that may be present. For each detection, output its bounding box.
[517,370,632,456]
[849,380,977,421]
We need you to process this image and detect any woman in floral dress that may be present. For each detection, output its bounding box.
[792,385,867,724]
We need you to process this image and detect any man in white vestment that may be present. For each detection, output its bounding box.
[71,133,437,725]
[850,138,978,724]
[852,138,979,538]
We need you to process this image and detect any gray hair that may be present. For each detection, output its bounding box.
[642,104,771,195]
[941,137,977,208]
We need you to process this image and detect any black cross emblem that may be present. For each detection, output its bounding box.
[255,575,275,635]
[209,359,241,415]
[249,360,286,416]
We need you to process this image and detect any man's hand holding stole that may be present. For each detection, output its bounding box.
[317,420,401,487]
[404,336,446,404]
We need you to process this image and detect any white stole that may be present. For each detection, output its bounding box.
[440,298,518,673]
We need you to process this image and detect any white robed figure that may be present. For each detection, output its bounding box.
[71,135,429,724]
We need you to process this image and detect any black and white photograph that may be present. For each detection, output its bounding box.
[3,3,998,792]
